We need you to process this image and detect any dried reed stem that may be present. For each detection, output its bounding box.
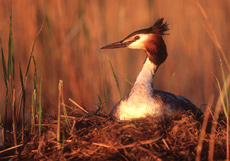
[197,1,230,159]
[69,98,89,114]
[209,75,230,160]
[31,89,36,134]
[38,78,42,154]
[196,96,213,161]
[0,144,23,154]
[57,80,62,148]
[12,88,17,153]
[196,1,230,72]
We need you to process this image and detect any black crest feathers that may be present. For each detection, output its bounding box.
[151,18,169,35]
[122,18,169,41]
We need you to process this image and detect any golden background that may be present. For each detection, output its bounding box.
[0,0,229,117]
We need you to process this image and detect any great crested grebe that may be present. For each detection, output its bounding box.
[101,18,202,120]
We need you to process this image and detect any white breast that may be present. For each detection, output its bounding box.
[117,92,162,120]
[110,58,166,120]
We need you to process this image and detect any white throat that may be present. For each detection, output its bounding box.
[132,57,157,90]
[116,57,160,120]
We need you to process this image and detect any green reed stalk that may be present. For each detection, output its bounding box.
[19,64,26,143]
[169,72,175,93]
[103,63,109,114]
[108,58,121,100]
[31,89,36,134]
[57,80,62,147]
[0,37,8,149]
[39,78,42,141]
[220,60,229,160]
[8,3,17,151]
[60,81,71,131]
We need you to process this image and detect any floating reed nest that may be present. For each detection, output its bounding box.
[6,109,228,160]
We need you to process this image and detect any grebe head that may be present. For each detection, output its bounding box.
[101,18,169,66]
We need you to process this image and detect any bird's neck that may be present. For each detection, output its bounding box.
[132,57,158,90]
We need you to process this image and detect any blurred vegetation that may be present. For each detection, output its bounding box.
[0,0,229,121]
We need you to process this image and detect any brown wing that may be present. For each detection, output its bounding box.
[154,90,203,117]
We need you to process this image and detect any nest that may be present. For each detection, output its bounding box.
[10,110,227,160]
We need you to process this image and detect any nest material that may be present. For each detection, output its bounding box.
[14,110,227,161]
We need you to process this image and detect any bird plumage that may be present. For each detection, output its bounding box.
[101,18,203,120]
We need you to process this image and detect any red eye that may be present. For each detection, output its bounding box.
[135,36,140,40]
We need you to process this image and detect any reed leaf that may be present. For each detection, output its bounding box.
[212,73,227,116]
[60,81,71,131]
[38,78,42,140]
[0,38,7,87]
[25,21,44,80]
[0,37,8,148]
[7,8,12,80]
[104,76,109,114]
[31,89,36,134]
[57,80,62,144]
[108,58,121,99]
[62,127,65,150]
[8,2,15,81]
[169,72,175,93]
[220,59,229,112]
[220,59,230,161]
[103,62,109,113]
[19,63,26,142]
[98,95,103,107]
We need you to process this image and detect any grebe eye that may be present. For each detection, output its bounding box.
[135,36,140,40]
